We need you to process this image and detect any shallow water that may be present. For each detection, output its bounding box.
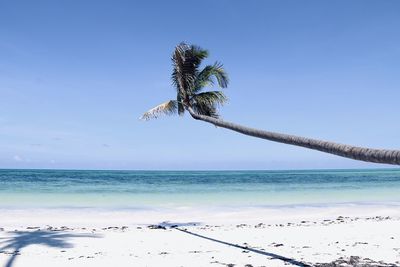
[1,169,400,208]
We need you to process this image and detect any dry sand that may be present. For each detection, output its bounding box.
[0,206,399,266]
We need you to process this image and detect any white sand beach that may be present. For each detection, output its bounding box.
[1,206,399,267]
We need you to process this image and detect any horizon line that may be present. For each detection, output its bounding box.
[0,167,399,172]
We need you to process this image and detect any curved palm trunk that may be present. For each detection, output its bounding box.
[187,107,400,165]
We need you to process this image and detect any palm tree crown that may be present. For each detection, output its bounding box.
[141,43,228,120]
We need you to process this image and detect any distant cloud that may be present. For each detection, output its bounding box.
[102,144,110,148]
[13,155,22,162]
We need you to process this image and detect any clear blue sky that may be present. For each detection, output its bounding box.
[1,0,399,170]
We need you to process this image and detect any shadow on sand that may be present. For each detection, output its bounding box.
[0,230,99,267]
[174,227,312,267]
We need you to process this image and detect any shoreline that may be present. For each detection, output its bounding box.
[1,201,400,228]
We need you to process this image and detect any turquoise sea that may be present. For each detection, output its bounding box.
[1,169,400,209]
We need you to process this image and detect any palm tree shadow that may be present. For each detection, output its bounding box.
[0,230,100,267]
[174,227,312,267]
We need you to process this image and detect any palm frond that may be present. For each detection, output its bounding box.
[191,91,228,106]
[194,62,229,92]
[171,43,189,93]
[140,100,178,120]
[189,45,209,67]
[171,43,195,93]
[190,91,228,118]
[192,101,219,118]
[172,43,211,96]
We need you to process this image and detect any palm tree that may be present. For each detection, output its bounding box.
[141,43,400,165]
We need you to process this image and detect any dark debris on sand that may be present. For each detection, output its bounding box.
[313,256,399,267]
[147,225,166,230]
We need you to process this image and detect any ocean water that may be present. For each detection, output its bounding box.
[0,169,400,209]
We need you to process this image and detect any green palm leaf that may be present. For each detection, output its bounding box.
[190,91,228,118]
[194,62,229,92]
[172,43,208,96]
[191,91,228,106]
